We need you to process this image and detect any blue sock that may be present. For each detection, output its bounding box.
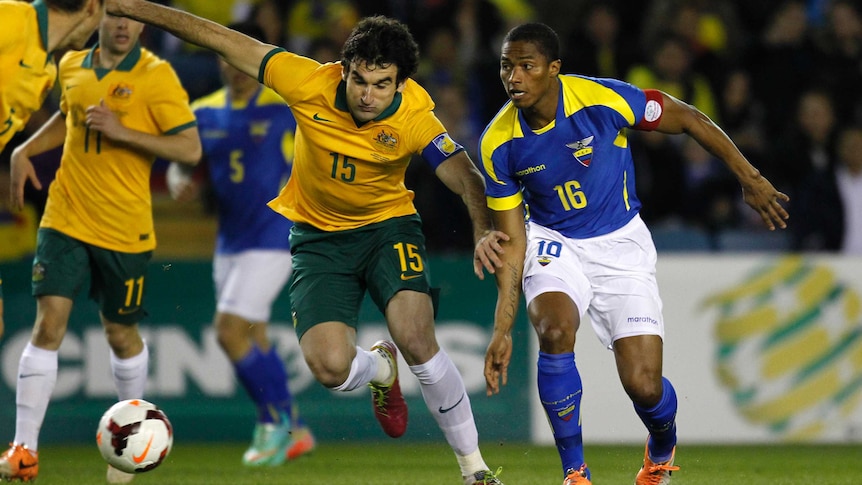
[538,351,588,478]
[260,346,300,426]
[633,377,678,463]
[235,345,292,424]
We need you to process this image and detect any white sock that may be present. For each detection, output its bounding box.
[333,346,377,391]
[14,343,59,451]
[410,349,486,475]
[110,342,149,400]
[456,449,489,478]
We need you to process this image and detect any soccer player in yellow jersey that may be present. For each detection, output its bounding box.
[107,1,506,483]
[1,12,201,484]
[0,0,105,153]
[0,0,104,352]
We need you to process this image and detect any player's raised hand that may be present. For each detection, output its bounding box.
[484,331,512,396]
[474,229,509,279]
[9,147,42,211]
[740,172,790,231]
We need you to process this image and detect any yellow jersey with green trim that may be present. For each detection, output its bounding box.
[0,0,56,152]
[40,43,197,252]
[260,49,464,231]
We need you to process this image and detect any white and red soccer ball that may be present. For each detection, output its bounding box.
[96,399,173,473]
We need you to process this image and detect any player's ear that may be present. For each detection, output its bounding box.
[89,0,103,16]
[549,58,561,78]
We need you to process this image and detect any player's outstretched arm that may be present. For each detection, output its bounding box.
[483,206,526,396]
[653,91,790,231]
[107,0,274,79]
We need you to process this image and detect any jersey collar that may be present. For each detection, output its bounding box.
[335,80,402,126]
[82,42,143,80]
[33,0,50,57]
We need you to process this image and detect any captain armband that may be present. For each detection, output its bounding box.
[635,89,663,131]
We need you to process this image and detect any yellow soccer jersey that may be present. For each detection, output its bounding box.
[40,43,197,252]
[261,50,458,231]
[0,0,57,152]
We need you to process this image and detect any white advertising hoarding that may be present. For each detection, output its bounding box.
[531,254,862,444]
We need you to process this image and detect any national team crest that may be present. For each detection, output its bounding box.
[250,120,271,143]
[566,136,594,167]
[374,129,398,152]
[109,83,134,100]
[557,404,576,421]
[538,256,552,267]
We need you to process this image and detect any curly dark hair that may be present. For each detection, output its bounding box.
[340,15,419,84]
[46,0,102,14]
[503,23,561,62]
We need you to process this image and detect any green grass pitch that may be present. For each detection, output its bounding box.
[33,441,862,484]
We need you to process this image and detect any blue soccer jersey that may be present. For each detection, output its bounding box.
[193,86,296,253]
[480,75,652,239]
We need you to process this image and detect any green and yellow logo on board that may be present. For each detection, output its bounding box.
[705,256,862,441]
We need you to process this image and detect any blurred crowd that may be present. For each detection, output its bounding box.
[2,0,862,255]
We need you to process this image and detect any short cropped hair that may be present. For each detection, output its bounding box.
[46,0,102,14]
[503,22,561,62]
[340,15,419,84]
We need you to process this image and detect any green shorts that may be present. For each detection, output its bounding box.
[289,214,436,338]
[32,228,152,324]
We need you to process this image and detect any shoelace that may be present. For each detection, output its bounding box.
[642,463,680,484]
[370,385,391,416]
[564,464,589,484]
[475,466,503,484]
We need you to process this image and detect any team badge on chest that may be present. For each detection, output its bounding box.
[374,129,398,153]
[566,136,594,167]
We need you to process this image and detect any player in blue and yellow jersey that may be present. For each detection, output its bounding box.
[2,12,200,483]
[475,24,789,485]
[107,1,504,483]
[166,20,315,469]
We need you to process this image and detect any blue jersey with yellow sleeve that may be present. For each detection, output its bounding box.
[259,49,463,231]
[480,75,651,239]
[193,85,295,254]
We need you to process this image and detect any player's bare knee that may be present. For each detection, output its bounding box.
[103,324,143,357]
[624,378,663,408]
[214,323,243,351]
[31,315,69,349]
[533,321,576,353]
[305,354,349,388]
[392,337,436,366]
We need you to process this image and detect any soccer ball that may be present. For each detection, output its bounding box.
[96,399,173,473]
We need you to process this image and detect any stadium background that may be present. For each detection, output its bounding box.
[2,0,862,449]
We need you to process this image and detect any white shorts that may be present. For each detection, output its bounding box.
[213,250,293,322]
[522,214,664,349]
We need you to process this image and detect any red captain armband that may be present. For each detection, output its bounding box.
[635,89,664,131]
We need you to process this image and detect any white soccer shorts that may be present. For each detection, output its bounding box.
[522,214,664,349]
[213,249,293,323]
